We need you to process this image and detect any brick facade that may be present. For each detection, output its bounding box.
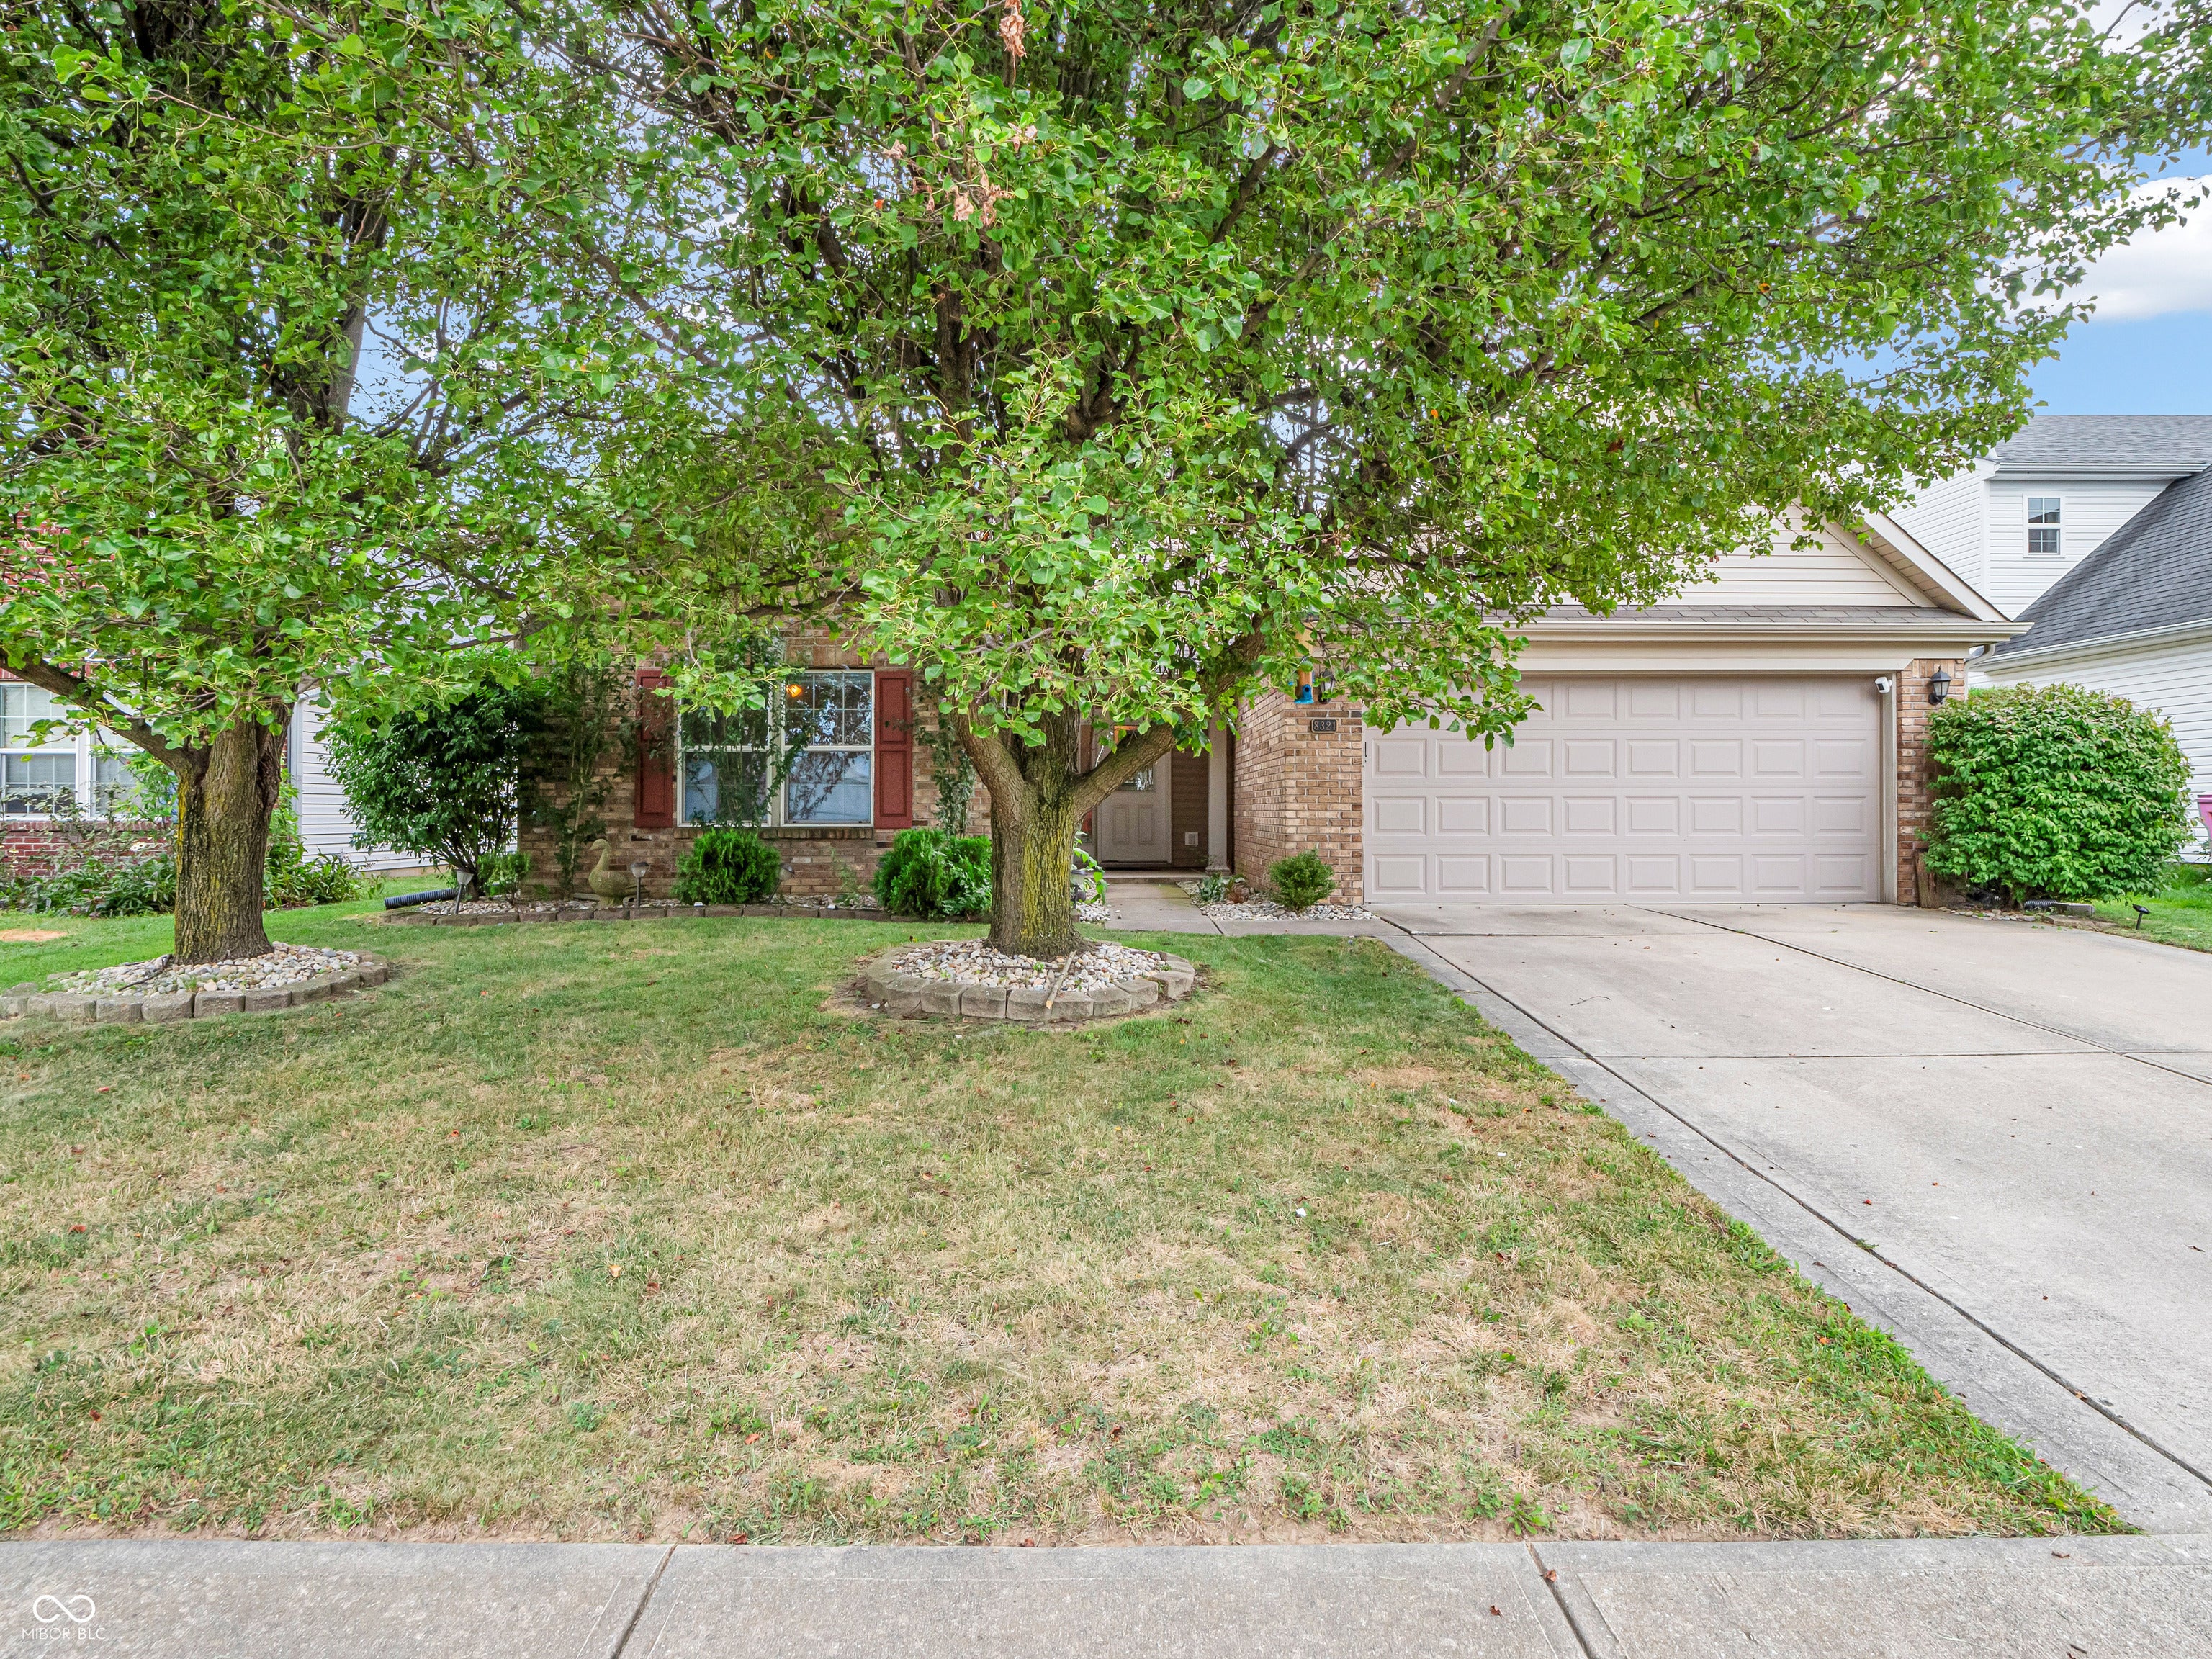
[1897,655,1964,907]
[1231,691,1364,902]
[520,634,987,901]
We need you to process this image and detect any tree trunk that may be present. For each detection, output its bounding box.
[989,790,1085,958]
[172,717,284,963]
[961,706,1182,960]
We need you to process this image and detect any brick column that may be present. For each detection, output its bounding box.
[1897,657,1962,907]
[1232,691,1366,902]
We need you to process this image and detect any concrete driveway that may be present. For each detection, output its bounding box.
[1373,902,2212,1532]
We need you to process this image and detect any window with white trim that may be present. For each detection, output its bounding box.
[2026,496,2062,557]
[678,670,873,827]
[2,684,76,816]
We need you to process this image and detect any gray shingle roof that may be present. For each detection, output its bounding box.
[1990,464,2212,658]
[1990,415,2212,472]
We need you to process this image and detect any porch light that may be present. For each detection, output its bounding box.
[1928,667,1952,706]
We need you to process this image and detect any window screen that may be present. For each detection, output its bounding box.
[783,672,873,825]
[2,753,73,816]
[678,672,874,827]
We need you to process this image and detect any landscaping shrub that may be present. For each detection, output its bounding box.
[673,828,782,905]
[1925,683,2193,904]
[263,787,367,909]
[4,850,176,917]
[1268,850,1336,912]
[325,682,537,898]
[1069,845,1106,905]
[873,827,991,920]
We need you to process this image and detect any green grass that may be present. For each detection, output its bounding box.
[2092,861,2212,953]
[0,912,2116,1543]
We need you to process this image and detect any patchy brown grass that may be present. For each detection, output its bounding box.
[0,917,2116,1544]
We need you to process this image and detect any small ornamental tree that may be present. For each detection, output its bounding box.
[570,0,2206,957]
[0,1,636,961]
[325,683,540,899]
[1924,683,2194,903]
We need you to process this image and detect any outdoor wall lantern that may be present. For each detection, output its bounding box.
[1928,667,1952,706]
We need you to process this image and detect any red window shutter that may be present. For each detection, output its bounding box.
[634,668,676,828]
[874,670,914,830]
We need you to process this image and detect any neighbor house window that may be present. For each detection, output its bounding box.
[678,670,873,827]
[2027,497,2062,557]
[1,683,76,816]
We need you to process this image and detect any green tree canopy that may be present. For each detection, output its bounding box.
[0,0,637,958]
[565,0,2209,953]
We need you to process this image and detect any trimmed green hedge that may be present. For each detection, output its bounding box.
[1924,682,2193,904]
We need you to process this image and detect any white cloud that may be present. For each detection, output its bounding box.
[2072,178,2212,321]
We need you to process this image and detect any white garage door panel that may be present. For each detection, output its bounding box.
[1364,675,1882,904]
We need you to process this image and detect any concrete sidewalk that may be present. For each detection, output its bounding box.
[6,1534,2208,1658]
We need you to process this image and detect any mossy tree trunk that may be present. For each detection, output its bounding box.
[957,706,1180,960]
[170,716,286,963]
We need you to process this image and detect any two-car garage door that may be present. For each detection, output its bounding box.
[1364,676,1883,904]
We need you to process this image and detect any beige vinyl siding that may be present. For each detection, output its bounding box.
[1981,634,2212,858]
[1981,480,2172,616]
[1670,525,1925,606]
[1890,467,1989,589]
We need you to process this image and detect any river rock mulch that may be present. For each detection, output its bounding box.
[896,939,1171,992]
[45,943,361,997]
[1180,885,1375,922]
[860,939,1197,1023]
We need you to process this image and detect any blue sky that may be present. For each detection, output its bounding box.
[2027,145,2212,414]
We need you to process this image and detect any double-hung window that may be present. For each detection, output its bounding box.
[1,684,76,816]
[678,670,874,827]
[2027,497,2062,558]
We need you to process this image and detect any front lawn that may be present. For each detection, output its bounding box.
[2092,860,2212,953]
[0,912,2113,1542]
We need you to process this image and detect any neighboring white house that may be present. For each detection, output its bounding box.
[288,695,421,871]
[1890,414,2212,619]
[1894,414,2212,860]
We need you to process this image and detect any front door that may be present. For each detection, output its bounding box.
[1094,760,1172,866]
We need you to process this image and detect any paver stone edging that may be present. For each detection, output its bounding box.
[382,902,889,927]
[1,955,394,1025]
[859,947,1197,1025]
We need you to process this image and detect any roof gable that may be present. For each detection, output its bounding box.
[1667,521,1933,609]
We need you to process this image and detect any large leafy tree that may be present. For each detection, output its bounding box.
[0,1,633,960]
[569,0,2206,956]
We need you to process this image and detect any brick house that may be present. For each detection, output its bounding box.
[515,516,2018,908]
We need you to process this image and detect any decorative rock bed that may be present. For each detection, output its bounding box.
[860,940,1195,1024]
[3,943,392,1025]
[1178,882,1373,922]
